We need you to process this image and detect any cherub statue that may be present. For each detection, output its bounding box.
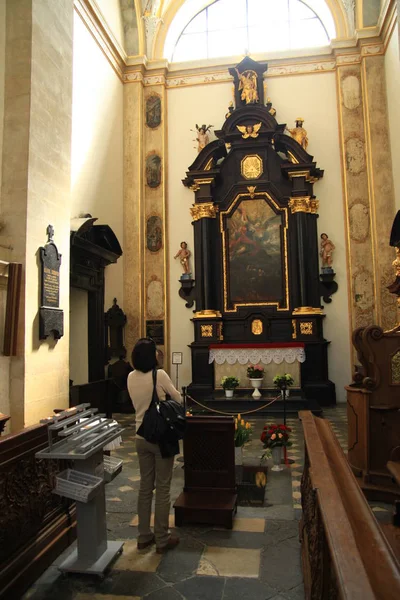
[192,124,213,153]
[320,233,335,270]
[174,241,191,276]
[235,69,259,104]
[287,118,308,150]
[237,122,262,139]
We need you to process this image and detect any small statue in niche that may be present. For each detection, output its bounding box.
[320,233,335,272]
[192,124,213,153]
[235,69,259,104]
[174,241,192,279]
[287,118,309,150]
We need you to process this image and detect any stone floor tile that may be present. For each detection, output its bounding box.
[291,480,301,487]
[145,587,183,600]
[100,571,165,597]
[174,575,225,600]
[75,595,141,600]
[216,517,265,533]
[222,577,277,600]
[291,471,302,477]
[197,547,260,578]
[118,485,134,493]
[156,535,204,583]
[260,540,303,591]
[292,492,301,500]
[113,539,162,572]
[129,476,141,482]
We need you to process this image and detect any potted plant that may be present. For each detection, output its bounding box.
[234,414,252,465]
[247,364,264,398]
[273,373,294,398]
[260,424,292,472]
[221,376,240,398]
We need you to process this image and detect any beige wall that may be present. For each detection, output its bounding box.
[71,11,124,311]
[167,72,352,401]
[94,0,125,50]
[385,23,400,212]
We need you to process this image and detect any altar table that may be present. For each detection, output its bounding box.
[209,343,305,389]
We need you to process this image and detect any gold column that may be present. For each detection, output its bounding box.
[337,48,397,334]
[124,71,144,354]
[142,70,169,368]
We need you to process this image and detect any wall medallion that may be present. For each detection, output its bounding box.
[251,319,263,335]
[241,154,263,180]
[146,152,162,188]
[147,276,164,318]
[146,215,162,252]
[145,93,161,128]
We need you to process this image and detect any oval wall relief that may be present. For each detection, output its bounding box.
[345,138,365,175]
[349,203,369,242]
[353,269,374,311]
[147,279,164,318]
[342,75,361,110]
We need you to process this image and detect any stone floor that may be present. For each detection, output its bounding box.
[22,406,392,600]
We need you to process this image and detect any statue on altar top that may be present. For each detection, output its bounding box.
[287,118,309,151]
[192,124,213,153]
[235,69,259,104]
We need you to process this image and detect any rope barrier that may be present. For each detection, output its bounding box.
[186,394,280,416]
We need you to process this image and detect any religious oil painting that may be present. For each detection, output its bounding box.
[146,93,161,129]
[146,215,162,253]
[227,199,283,306]
[146,153,162,188]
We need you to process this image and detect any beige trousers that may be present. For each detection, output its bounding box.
[136,438,174,548]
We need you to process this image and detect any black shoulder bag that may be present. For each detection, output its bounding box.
[137,369,186,447]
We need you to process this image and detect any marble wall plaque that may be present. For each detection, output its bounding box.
[146,320,164,345]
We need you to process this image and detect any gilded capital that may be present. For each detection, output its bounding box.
[190,203,219,221]
[289,197,319,214]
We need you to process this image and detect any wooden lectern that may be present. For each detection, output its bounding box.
[174,416,237,529]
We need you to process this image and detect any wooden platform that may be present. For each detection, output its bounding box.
[174,491,237,529]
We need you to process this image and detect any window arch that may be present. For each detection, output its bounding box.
[168,0,334,63]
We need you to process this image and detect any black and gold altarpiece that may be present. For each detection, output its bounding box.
[183,57,335,406]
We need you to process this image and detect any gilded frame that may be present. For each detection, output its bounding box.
[220,191,289,313]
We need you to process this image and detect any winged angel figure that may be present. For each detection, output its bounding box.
[236,123,262,139]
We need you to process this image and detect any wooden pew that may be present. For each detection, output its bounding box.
[300,410,400,600]
[0,422,76,599]
[387,461,400,528]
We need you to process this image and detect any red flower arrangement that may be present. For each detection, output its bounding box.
[260,423,292,448]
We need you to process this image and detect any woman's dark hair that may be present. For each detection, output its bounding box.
[321,233,328,238]
[131,337,157,372]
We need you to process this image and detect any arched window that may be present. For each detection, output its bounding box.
[171,0,331,63]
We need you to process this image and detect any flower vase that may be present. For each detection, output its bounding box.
[234,446,243,466]
[249,378,262,399]
[271,446,283,471]
[225,389,234,398]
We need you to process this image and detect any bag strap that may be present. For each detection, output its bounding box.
[151,368,160,408]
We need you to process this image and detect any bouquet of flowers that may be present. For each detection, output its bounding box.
[273,373,294,389]
[247,364,264,379]
[234,413,252,447]
[260,424,292,449]
[221,376,240,390]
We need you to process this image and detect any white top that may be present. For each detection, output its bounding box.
[127,369,182,438]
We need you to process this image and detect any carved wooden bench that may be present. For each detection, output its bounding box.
[300,410,400,599]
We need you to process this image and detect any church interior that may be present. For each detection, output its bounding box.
[1,0,400,598]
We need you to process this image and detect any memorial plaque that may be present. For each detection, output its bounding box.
[39,225,64,339]
[146,320,164,345]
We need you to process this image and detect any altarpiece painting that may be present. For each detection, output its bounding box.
[226,198,284,307]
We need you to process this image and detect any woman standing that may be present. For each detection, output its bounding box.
[128,338,181,553]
